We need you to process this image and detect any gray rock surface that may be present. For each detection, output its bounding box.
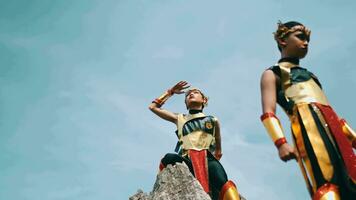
[129,162,211,200]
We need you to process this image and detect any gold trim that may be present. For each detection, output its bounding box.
[297,104,334,181]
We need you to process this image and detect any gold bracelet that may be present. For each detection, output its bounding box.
[152,89,173,107]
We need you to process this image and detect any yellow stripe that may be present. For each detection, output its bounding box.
[297,104,334,181]
[291,113,318,193]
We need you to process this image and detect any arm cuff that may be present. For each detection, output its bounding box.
[261,112,287,147]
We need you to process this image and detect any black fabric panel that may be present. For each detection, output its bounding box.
[161,153,194,173]
[290,67,312,83]
[297,110,326,188]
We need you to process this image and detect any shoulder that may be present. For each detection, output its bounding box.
[204,114,217,120]
[206,116,220,126]
[261,69,277,83]
[176,113,185,120]
[209,116,219,123]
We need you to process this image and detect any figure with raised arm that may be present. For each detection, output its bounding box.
[149,81,242,200]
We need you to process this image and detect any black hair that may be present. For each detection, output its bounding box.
[283,21,304,29]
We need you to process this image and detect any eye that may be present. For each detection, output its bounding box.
[296,33,309,41]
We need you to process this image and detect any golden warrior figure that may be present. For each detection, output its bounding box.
[149,81,242,200]
[260,21,356,199]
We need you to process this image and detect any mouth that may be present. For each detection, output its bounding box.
[300,47,308,52]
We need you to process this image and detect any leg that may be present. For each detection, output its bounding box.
[159,153,193,172]
[207,154,240,200]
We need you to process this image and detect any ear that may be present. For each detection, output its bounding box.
[203,97,208,105]
[277,38,287,48]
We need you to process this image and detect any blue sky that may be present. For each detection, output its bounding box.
[1,0,355,199]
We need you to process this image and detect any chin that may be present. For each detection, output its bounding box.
[299,53,307,59]
[299,49,308,58]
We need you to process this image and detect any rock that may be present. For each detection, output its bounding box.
[130,162,211,200]
[129,189,149,200]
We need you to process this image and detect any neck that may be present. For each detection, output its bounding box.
[281,51,296,59]
[279,54,300,65]
[188,104,203,112]
[189,109,203,114]
[187,102,203,111]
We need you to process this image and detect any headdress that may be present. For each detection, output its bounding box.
[274,21,311,41]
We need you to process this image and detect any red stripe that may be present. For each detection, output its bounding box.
[314,103,356,181]
[274,137,287,148]
[153,98,163,104]
[260,112,278,121]
[189,150,210,193]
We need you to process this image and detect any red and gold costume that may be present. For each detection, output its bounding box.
[262,57,356,199]
[159,111,241,200]
[153,89,242,200]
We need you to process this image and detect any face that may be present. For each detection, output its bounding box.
[280,26,309,58]
[185,90,206,110]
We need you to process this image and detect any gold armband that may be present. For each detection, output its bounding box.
[260,112,287,148]
[340,119,356,148]
[152,89,173,107]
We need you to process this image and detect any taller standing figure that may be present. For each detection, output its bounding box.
[260,21,356,199]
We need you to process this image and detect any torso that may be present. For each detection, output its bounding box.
[269,58,329,115]
[176,112,217,156]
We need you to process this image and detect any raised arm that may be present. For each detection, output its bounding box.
[260,70,298,162]
[149,81,190,124]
